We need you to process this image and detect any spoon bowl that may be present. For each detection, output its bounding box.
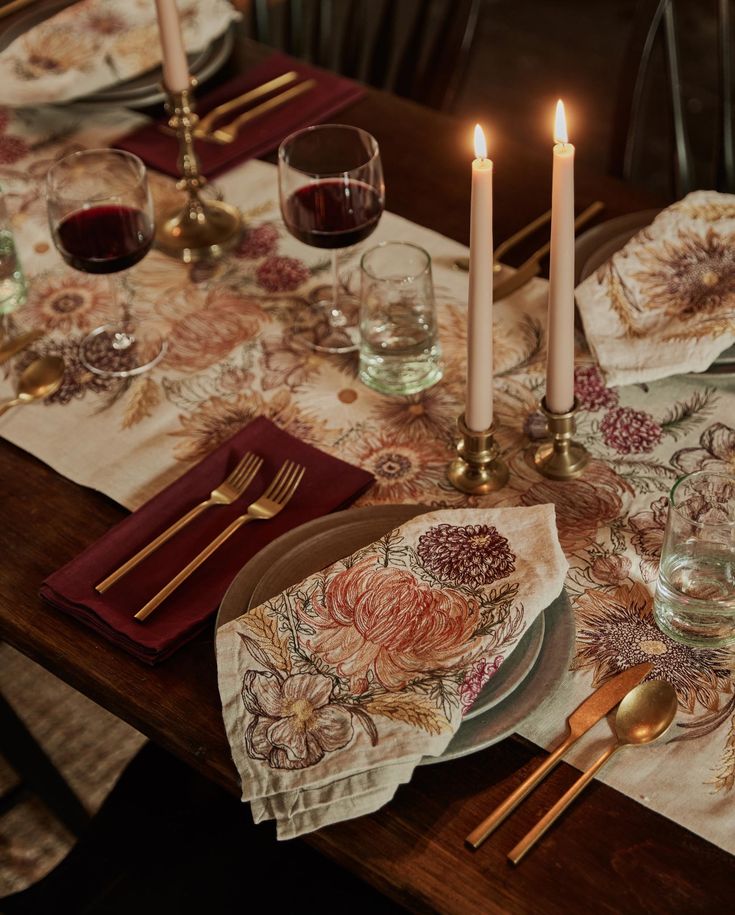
[0,355,65,417]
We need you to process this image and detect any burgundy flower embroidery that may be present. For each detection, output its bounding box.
[417,523,516,587]
[255,255,309,292]
[0,133,28,165]
[235,223,279,259]
[460,656,502,714]
[301,558,478,693]
[574,365,618,411]
[600,406,663,454]
[242,671,354,770]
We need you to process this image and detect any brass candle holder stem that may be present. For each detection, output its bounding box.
[447,414,509,494]
[533,397,589,480]
[155,82,242,263]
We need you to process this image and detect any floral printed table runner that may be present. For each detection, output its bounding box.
[0,0,238,106]
[1,105,735,852]
[217,507,567,838]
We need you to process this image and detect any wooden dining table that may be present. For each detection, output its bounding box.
[1,27,733,915]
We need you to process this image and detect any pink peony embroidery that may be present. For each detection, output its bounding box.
[460,656,503,714]
[300,558,478,694]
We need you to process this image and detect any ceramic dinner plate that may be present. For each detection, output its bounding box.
[217,504,575,765]
[0,0,234,108]
[574,210,735,373]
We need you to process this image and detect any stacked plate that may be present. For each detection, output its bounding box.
[0,0,234,108]
[217,504,576,765]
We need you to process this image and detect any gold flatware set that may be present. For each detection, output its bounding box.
[96,457,305,623]
[467,662,678,863]
[160,71,317,145]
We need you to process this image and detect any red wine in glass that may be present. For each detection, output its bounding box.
[55,205,154,275]
[278,125,384,353]
[46,149,165,378]
[283,179,383,250]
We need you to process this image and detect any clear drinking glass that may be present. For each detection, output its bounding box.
[653,470,735,646]
[358,241,443,395]
[0,193,27,318]
[46,149,165,377]
[278,124,384,354]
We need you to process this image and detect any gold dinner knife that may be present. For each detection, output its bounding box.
[465,660,653,849]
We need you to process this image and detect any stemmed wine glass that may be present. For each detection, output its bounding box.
[46,149,166,377]
[278,124,385,353]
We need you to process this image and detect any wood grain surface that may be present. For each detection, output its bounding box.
[1,27,730,915]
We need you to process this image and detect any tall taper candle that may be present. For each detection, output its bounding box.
[467,124,493,431]
[154,0,190,93]
[546,100,575,414]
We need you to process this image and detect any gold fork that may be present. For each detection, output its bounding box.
[95,452,263,594]
[202,80,316,144]
[134,460,306,622]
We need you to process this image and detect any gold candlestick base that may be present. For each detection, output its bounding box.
[533,397,589,480]
[155,83,242,263]
[447,414,509,494]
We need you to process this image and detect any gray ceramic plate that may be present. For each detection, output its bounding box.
[217,504,575,765]
[575,210,735,373]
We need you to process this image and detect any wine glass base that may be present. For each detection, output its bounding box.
[80,323,167,378]
[294,294,360,354]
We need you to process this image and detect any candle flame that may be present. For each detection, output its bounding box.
[473,124,487,160]
[554,99,568,144]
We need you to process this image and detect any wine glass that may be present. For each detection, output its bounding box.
[278,124,385,353]
[46,149,166,377]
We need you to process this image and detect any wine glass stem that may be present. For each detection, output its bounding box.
[108,273,135,351]
[329,250,346,328]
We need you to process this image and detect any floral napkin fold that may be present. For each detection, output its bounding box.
[216,506,568,839]
[575,190,735,385]
[0,0,239,106]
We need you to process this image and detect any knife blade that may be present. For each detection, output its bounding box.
[465,660,653,848]
[0,328,43,365]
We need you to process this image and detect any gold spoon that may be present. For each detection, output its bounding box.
[0,355,65,418]
[508,679,678,864]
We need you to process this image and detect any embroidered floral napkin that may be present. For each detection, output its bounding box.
[575,190,735,385]
[0,0,238,106]
[216,506,568,838]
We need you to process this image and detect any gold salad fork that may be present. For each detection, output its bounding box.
[96,452,263,594]
[201,80,316,144]
[134,460,305,622]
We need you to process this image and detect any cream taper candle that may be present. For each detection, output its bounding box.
[546,100,575,414]
[466,124,493,431]
[154,0,190,93]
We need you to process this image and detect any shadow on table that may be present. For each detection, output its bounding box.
[0,742,408,915]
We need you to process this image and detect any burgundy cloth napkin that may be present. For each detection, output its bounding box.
[40,417,374,664]
[115,53,366,178]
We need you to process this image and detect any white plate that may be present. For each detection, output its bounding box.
[217,505,575,765]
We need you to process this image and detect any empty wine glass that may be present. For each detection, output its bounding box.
[46,149,166,377]
[278,124,385,353]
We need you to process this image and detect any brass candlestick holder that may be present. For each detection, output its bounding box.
[533,397,589,479]
[447,414,509,494]
[155,82,242,263]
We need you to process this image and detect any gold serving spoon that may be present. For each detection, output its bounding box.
[0,356,65,417]
[508,680,678,864]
